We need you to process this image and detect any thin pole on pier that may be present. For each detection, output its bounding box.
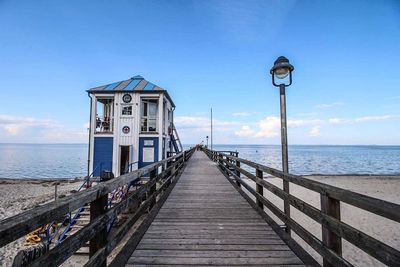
[280,84,291,235]
[211,108,213,150]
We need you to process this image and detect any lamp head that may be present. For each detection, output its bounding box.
[270,56,294,86]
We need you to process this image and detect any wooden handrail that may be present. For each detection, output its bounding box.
[218,151,400,223]
[0,147,195,267]
[203,148,400,267]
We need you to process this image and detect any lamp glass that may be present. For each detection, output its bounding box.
[274,67,290,79]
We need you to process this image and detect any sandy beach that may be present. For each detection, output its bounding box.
[0,178,82,266]
[1,175,399,266]
[258,175,400,266]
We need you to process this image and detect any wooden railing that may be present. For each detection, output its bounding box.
[204,148,400,267]
[0,147,195,267]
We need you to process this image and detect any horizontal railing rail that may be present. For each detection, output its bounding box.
[0,147,195,267]
[203,148,400,267]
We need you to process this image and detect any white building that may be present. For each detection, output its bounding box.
[87,75,182,177]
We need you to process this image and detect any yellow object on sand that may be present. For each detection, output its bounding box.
[24,223,58,246]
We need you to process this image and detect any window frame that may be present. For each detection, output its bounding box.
[121,104,133,116]
[141,98,159,133]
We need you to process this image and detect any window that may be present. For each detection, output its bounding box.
[122,105,132,115]
[141,99,158,132]
[95,98,114,133]
[163,103,167,134]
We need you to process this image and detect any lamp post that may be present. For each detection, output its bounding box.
[270,56,294,235]
[206,136,209,148]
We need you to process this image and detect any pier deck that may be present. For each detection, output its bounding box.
[126,151,305,266]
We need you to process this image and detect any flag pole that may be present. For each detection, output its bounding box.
[211,108,213,150]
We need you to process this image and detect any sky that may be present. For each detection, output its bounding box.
[0,0,399,145]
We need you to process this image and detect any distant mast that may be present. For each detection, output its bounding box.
[210,107,213,150]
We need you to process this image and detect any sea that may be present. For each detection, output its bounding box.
[0,143,399,179]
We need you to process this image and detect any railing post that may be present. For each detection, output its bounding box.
[321,195,342,267]
[256,169,264,209]
[235,158,241,188]
[149,169,157,209]
[225,155,230,176]
[89,194,108,267]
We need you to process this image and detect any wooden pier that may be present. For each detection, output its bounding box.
[127,151,306,266]
[1,148,400,267]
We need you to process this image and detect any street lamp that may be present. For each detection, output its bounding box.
[270,56,294,234]
[206,136,209,148]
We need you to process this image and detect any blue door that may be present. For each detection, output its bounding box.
[139,137,159,169]
[93,137,113,176]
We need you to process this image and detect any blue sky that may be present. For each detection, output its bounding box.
[0,0,399,144]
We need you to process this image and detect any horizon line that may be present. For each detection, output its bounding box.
[1,142,400,146]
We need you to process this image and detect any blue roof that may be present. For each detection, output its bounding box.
[88,75,164,92]
[87,75,175,107]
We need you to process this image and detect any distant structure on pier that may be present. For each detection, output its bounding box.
[87,75,183,177]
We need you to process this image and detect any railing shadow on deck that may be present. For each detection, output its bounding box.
[203,148,400,267]
[0,147,195,267]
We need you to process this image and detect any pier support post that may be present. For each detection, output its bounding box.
[256,169,264,209]
[90,194,108,267]
[148,169,157,210]
[321,195,342,267]
[235,159,241,188]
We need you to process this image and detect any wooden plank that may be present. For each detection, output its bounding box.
[256,169,264,210]
[128,265,304,267]
[136,243,292,251]
[143,233,282,240]
[89,194,108,267]
[145,229,275,234]
[107,157,188,267]
[321,195,342,267]
[127,256,304,265]
[215,159,320,266]
[127,151,307,266]
[132,249,297,258]
[138,238,285,245]
[150,221,269,226]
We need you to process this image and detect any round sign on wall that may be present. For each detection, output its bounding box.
[122,126,130,134]
[122,94,132,103]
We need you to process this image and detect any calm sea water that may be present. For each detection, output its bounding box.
[188,144,400,176]
[0,144,399,178]
[0,144,88,179]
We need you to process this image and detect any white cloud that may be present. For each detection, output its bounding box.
[235,125,256,137]
[178,113,400,144]
[234,116,322,139]
[309,126,321,137]
[315,102,344,109]
[0,113,87,143]
[328,118,346,124]
[254,116,280,138]
[174,116,241,132]
[0,114,59,136]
